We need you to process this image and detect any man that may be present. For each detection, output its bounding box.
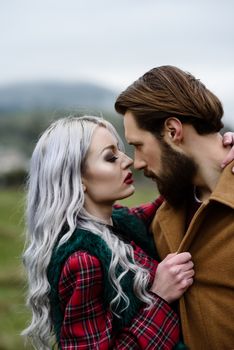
[115,66,234,349]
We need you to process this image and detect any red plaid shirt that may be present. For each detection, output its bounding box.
[115,196,164,226]
[58,197,180,349]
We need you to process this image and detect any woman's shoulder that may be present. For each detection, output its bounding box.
[63,250,102,274]
[48,231,108,290]
[60,250,103,291]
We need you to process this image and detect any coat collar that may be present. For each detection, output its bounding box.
[210,160,234,208]
[155,161,234,252]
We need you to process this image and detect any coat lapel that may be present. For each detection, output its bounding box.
[156,202,186,252]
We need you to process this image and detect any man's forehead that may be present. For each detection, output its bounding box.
[123,111,140,140]
[124,112,153,144]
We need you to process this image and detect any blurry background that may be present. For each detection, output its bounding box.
[0,0,233,348]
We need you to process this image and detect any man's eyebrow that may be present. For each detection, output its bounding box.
[128,141,142,146]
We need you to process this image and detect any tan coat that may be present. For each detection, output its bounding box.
[151,162,234,350]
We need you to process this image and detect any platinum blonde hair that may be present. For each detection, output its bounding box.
[22,115,154,349]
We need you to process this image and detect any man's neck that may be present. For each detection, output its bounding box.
[184,130,231,202]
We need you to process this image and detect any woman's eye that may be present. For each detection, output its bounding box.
[107,155,118,163]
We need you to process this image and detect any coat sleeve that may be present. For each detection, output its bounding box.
[58,251,180,350]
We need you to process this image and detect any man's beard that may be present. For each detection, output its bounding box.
[145,141,197,208]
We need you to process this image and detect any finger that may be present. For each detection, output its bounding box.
[179,277,194,290]
[180,269,195,279]
[172,265,194,279]
[168,252,192,265]
[163,252,178,261]
[221,147,234,169]
[178,260,194,272]
[222,132,233,146]
[185,277,193,287]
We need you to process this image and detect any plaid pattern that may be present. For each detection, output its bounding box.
[58,218,179,349]
[114,196,164,227]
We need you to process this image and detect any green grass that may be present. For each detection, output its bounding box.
[118,183,159,207]
[0,185,158,349]
[0,188,33,350]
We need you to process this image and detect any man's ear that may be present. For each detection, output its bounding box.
[163,117,184,144]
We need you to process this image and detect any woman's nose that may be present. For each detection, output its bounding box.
[121,153,133,168]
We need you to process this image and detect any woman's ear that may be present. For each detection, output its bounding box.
[81,177,87,192]
[163,117,184,144]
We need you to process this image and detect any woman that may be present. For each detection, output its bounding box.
[22,115,194,349]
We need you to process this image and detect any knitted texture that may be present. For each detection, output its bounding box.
[47,208,154,342]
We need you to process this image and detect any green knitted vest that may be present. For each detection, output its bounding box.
[47,208,157,343]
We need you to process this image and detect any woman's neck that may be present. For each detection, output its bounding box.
[84,200,114,225]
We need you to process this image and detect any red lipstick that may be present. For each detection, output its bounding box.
[124,172,134,184]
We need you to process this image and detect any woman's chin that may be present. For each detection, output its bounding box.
[122,185,135,199]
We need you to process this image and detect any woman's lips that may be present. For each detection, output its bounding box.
[124,172,134,184]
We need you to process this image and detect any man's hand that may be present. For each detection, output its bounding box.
[150,252,194,303]
[221,132,234,172]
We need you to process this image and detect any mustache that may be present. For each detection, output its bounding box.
[144,169,157,179]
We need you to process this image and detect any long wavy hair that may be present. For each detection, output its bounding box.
[22,115,154,349]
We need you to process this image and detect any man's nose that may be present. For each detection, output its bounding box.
[133,158,146,170]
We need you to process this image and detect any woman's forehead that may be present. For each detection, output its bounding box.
[88,126,118,155]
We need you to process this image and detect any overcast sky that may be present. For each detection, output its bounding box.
[1,0,234,125]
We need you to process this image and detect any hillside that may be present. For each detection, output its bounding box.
[0,81,117,112]
[0,81,127,167]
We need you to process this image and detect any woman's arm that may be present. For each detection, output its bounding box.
[58,251,180,349]
[114,195,164,227]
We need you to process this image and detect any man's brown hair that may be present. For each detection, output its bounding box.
[115,65,224,135]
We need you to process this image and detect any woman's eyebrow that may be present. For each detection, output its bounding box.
[100,144,117,154]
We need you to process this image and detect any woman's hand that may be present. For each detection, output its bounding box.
[150,252,194,303]
[221,132,234,172]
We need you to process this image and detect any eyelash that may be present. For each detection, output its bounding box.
[107,155,118,163]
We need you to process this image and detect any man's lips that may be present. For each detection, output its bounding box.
[124,172,134,184]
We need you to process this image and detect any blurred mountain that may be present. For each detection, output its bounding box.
[0,81,118,112]
[0,81,125,159]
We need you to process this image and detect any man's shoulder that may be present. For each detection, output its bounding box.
[211,161,234,209]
